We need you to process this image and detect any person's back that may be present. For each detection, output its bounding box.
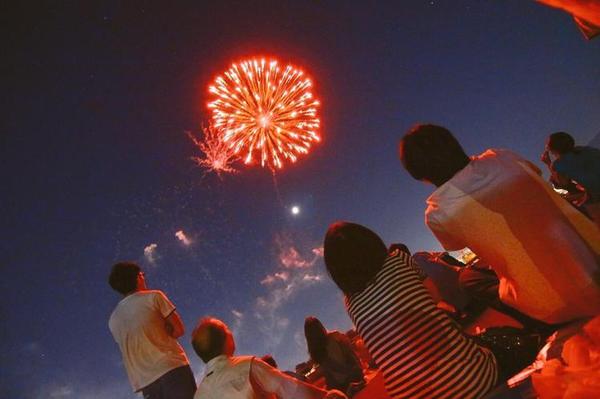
[109,290,190,389]
[108,262,195,398]
[324,222,498,399]
[425,148,600,323]
[346,252,497,399]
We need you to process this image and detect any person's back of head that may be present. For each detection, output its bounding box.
[261,355,278,369]
[109,262,141,295]
[191,317,235,364]
[547,131,575,156]
[304,316,328,364]
[324,221,388,296]
[399,124,471,187]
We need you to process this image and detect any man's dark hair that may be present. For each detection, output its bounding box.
[324,221,388,296]
[304,316,328,364]
[399,124,471,186]
[261,354,278,369]
[191,318,234,363]
[548,132,575,155]
[109,262,140,295]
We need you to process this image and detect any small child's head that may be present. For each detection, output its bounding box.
[399,124,470,187]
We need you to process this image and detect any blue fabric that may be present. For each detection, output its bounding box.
[553,146,600,201]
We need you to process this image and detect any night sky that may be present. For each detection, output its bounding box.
[3,1,600,398]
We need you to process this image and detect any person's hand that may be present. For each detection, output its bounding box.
[325,389,348,399]
[541,150,551,165]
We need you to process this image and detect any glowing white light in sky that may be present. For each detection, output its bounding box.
[291,206,300,215]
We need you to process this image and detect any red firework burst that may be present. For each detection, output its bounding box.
[207,58,320,169]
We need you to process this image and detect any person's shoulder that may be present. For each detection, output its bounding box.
[578,146,600,157]
[328,330,346,340]
[474,148,538,175]
[231,355,255,366]
[476,148,518,161]
[142,289,169,300]
[380,253,410,274]
[145,289,165,295]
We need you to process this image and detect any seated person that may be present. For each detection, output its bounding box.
[323,221,499,399]
[191,317,346,399]
[304,316,365,394]
[399,124,600,324]
[542,131,600,226]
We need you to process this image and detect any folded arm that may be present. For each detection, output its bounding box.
[165,310,185,338]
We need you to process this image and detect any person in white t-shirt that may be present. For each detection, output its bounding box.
[191,317,347,399]
[399,124,600,325]
[108,262,196,398]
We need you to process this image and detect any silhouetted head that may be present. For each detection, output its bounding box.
[304,316,328,364]
[324,221,388,296]
[547,132,575,156]
[191,317,235,363]
[109,262,144,295]
[399,124,470,187]
[261,354,278,368]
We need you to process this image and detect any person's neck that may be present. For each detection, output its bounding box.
[433,158,470,187]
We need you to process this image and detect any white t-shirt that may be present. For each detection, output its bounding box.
[194,355,326,399]
[426,149,600,324]
[109,290,189,391]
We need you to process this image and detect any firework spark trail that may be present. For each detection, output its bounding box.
[208,58,321,170]
[187,125,238,177]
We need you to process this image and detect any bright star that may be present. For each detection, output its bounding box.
[291,206,300,215]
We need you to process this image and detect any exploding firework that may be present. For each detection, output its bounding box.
[188,125,238,177]
[207,58,320,169]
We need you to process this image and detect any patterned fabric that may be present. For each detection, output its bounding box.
[346,253,497,399]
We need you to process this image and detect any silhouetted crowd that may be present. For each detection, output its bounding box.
[108,126,600,399]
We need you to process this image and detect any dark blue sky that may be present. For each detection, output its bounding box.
[3,1,599,398]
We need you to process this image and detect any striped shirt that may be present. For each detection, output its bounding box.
[346,252,497,399]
